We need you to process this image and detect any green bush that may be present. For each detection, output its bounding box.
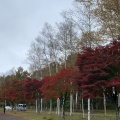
[47,116,54,120]
[43,116,47,119]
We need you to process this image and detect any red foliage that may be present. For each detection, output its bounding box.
[41,76,58,101]
[106,76,120,91]
[75,40,120,98]
[41,67,77,101]
[54,67,76,96]
[0,79,24,103]
[23,78,42,102]
[0,78,43,103]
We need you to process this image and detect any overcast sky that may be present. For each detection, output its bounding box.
[0,0,74,75]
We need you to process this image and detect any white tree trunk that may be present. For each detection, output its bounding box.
[55,61,58,73]
[70,93,73,116]
[49,99,52,114]
[36,99,38,113]
[76,92,78,109]
[91,98,94,111]
[58,98,60,116]
[48,63,51,76]
[88,98,90,120]
[56,98,60,116]
[103,92,106,120]
[82,98,85,118]
[40,98,43,112]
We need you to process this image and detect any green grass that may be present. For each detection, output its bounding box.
[0,109,116,120]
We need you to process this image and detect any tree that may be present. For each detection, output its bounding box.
[26,41,44,79]
[75,0,120,40]
[71,0,102,48]
[41,67,77,119]
[56,14,78,68]
[23,78,42,113]
[75,40,120,119]
[53,68,76,119]
[41,22,60,73]
[94,0,120,39]
[41,75,59,114]
[0,79,24,108]
[41,76,58,101]
[23,78,42,103]
[15,67,30,80]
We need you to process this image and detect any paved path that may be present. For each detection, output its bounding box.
[0,113,29,120]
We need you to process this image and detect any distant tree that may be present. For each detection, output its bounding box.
[0,79,24,108]
[15,67,30,80]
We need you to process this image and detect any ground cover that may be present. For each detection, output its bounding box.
[0,109,116,120]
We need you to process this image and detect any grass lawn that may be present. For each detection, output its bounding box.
[0,108,116,120]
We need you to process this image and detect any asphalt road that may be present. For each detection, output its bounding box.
[0,113,29,120]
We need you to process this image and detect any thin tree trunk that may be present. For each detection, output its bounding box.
[95,98,99,110]
[48,63,51,76]
[40,98,43,112]
[116,107,120,120]
[36,99,38,113]
[80,102,82,110]
[40,66,43,80]
[117,93,120,120]
[58,98,60,116]
[38,98,40,114]
[55,61,58,73]
[64,50,67,68]
[103,92,106,120]
[88,98,90,120]
[56,98,60,116]
[61,95,66,119]
[49,99,52,114]
[76,92,78,110]
[73,99,75,112]
[70,93,73,116]
[91,98,94,111]
[82,98,85,118]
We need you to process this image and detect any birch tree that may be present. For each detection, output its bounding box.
[56,15,78,68]
[26,41,44,113]
[40,22,60,114]
[56,16,78,116]
[41,23,60,73]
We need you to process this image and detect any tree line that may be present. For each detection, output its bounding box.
[0,0,120,119]
[0,40,120,119]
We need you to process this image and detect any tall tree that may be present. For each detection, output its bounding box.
[94,0,120,39]
[75,40,120,119]
[26,41,44,79]
[41,67,77,119]
[71,0,101,48]
[56,15,78,68]
[41,22,60,73]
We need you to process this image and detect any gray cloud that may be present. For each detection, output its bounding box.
[0,0,73,74]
